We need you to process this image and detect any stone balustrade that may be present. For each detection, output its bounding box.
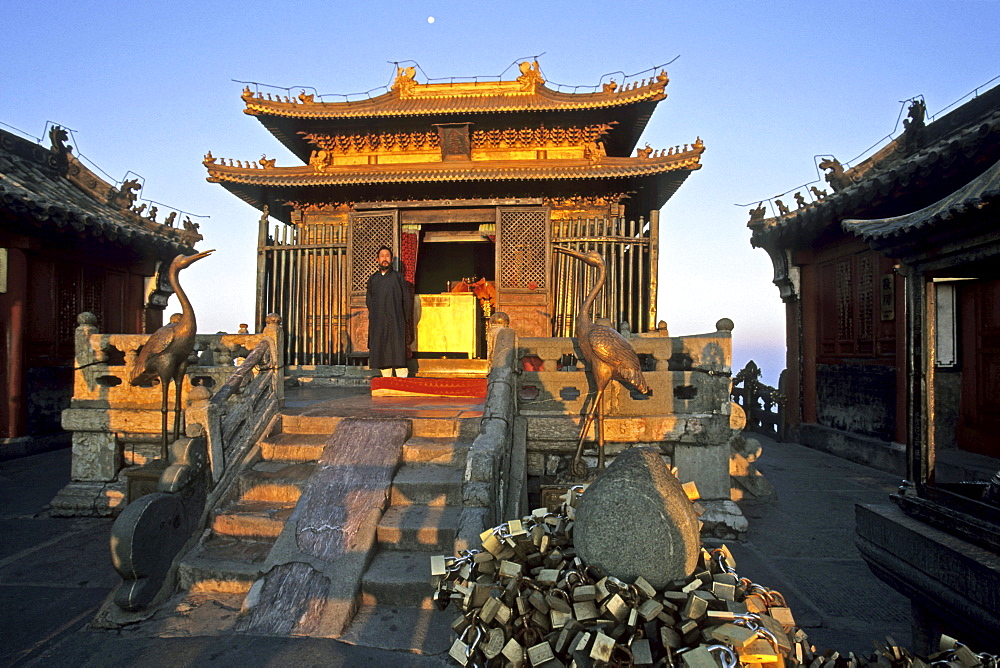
[517,319,749,539]
[52,312,283,517]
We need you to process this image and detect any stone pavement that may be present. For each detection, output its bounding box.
[724,434,912,654]
[1,432,913,666]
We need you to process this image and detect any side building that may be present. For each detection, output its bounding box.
[750,84,1000,475]
[0,125,203,458]
[751,83,1000,647]
[205,62,703,366]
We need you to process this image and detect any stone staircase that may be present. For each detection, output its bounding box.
[339,431,471,651]
[173,406,474,652]
[178,432,325,596]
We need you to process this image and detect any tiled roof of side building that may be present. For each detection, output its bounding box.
[749,93,1000,248]
[0,127,201,254]
[842,156,1000,243]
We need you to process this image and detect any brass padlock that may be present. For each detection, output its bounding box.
[482,627,506,660]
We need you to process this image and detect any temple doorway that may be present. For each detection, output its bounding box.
[412,223,496,359]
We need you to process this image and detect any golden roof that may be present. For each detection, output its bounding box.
[241,65,669,120]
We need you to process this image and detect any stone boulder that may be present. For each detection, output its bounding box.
[574,447,700,588]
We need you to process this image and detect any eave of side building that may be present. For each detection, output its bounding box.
[1,128,202,257]
[241,65,671,162]
[748,85,1000,255]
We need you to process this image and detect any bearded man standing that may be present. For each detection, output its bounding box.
[365,245,412,377]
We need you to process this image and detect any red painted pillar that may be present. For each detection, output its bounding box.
[2,248,27,439]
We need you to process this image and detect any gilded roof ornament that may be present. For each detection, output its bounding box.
[602,81,618,94]
[657,70,669,85]
[241,86,254,100]
[260,154,276,169]
[203,151,216,165]
[516,61,544,91]
[298,90,314,104]
[748,203,767,226]
[392,66,418,97]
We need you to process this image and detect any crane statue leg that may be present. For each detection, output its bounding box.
[596,389,606,470]
[171,362,189,451]
[571,385,608,478]
[159,378,170,461]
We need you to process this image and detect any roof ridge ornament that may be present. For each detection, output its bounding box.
[818,157,852,192]
[392,66,418,97]
[516,60,544,91]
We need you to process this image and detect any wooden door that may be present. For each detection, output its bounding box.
[958,277,1000,456]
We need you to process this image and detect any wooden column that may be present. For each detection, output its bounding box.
[1,248,27,439]
[800,261,818,425]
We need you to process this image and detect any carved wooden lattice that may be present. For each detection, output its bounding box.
[350,213,396,292]
[57,274,80,350]
[836,260,853,340]
[498,209,547,289]
[858,254,874,341]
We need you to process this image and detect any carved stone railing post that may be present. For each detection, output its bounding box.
[263,313,285,405]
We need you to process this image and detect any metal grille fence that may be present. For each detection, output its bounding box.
[259,222,349,365]
[551,213,658,338]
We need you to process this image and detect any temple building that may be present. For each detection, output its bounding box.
[205,62,703,365]
[750,83,1000,646]
[0,125,203,458]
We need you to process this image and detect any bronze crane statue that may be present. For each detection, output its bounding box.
[130,250,214,460]
[554,247,650,477]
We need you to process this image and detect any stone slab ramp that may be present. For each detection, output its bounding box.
[237,417,409,636]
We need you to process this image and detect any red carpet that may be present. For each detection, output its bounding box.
[370,377,488,398]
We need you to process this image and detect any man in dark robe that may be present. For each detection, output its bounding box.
[366,245,412,376]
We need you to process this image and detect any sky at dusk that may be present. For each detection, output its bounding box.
[2,1,997,385]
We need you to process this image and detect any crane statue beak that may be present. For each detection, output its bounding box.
[190,249,215,261]
[553,246,588,262]
[173,249,215,268]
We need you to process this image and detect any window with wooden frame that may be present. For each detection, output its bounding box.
[816,248,897,362]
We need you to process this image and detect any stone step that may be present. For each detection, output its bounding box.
[178,542,267,594]
[238,460,315,503]
[279,414,343,436]
[281,413,478,441]
[338,603,453,654]
[360,550,435,608]
[259,432,328,462]
[390,464,464,507]
[295,376,373,388]
[211,499,294,539]
[377,505,461,552]
[402,436,470,465]
[411,418,478,440]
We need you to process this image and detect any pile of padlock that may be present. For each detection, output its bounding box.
[431,487,1000,667]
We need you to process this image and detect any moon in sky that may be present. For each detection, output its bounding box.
[427,16,435,23]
